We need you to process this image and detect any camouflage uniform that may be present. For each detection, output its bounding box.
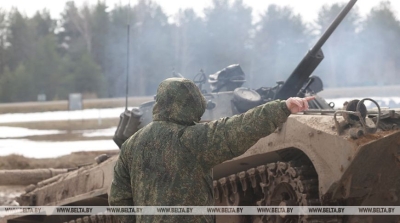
[109,78,291,223]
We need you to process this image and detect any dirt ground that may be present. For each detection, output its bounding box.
[0,185,25,206]
[0,185,24,223]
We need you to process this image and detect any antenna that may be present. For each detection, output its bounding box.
[125,0,131,111]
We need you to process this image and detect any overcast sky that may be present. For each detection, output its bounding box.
[2,0,399,23]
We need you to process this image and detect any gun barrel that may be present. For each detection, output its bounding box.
[0,168,68,185]
[310,0,357,55]
[274,0,357,100]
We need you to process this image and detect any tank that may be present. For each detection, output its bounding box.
[4,0,400,222]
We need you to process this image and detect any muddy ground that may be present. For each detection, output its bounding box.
[0,186,25,206]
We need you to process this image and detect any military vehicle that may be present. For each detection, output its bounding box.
[4,0,400,222]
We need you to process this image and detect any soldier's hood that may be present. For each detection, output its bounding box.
[152,78,206,125]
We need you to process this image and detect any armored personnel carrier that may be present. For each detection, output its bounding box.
[4,0,400,222]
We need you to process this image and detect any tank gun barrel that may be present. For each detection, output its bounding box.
[310,0,357,55]
[0,168,68,185]
[274,0,357,100]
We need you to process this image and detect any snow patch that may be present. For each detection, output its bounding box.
[0,139,117,158]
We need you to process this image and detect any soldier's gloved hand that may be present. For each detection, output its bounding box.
[285,96,315,114]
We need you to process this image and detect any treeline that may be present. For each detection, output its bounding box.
[0,0,399,102]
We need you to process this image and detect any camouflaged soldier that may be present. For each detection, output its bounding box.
[109,78,314,223]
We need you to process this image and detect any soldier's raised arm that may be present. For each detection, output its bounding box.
[180,97,314,170]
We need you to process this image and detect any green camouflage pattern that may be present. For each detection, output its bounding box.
[109,78,291,223]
